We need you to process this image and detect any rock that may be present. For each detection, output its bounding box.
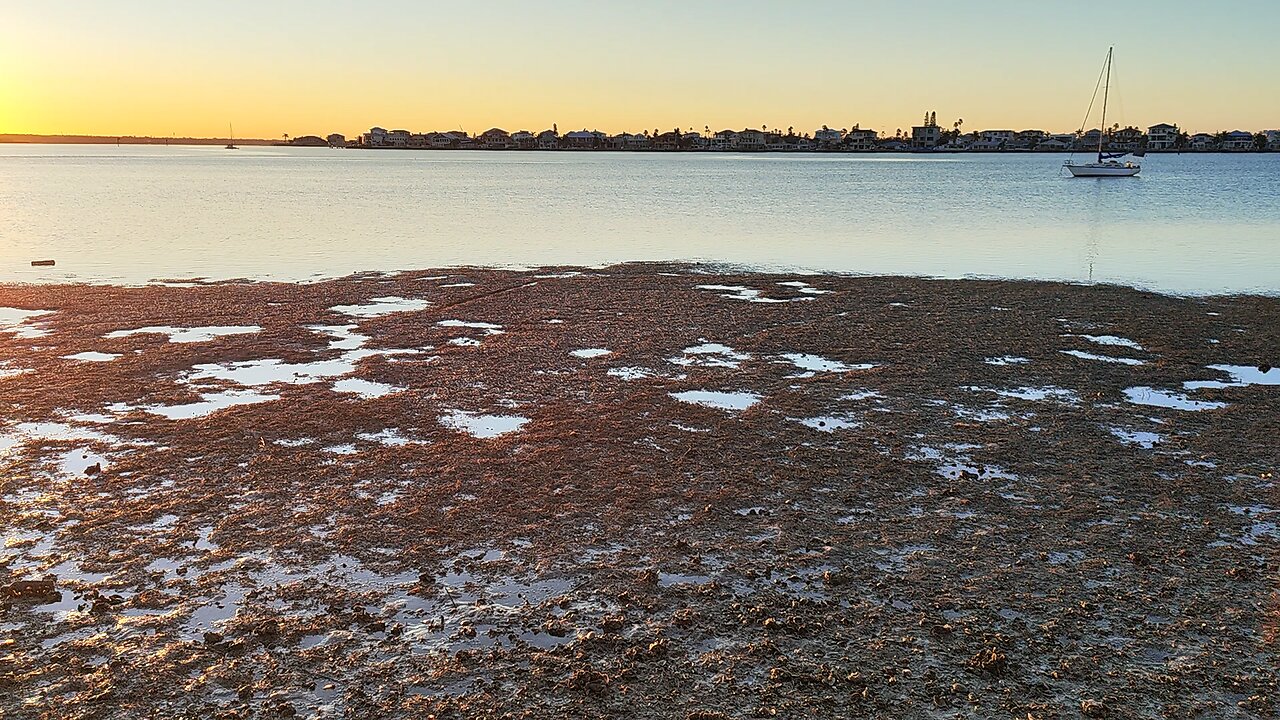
[2,578,58,601]
[31,259,55,267]
[203,631,225,646]
[84,462,102,477]
[600,615,625,633]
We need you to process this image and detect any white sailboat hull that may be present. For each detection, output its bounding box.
[1065,162,1140,177]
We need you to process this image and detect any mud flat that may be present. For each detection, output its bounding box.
[1,265,1277,719]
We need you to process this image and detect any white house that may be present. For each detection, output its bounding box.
[478,128,511,149]
[387,129,411,147]
[911,124,941,148]
[972,130,1013,151]
[1188,133,1217,151]
[1221,130,1254,151]
[1036,137,1072,151]
[733,129,766,151]
[537,130,560,150]
[1012,130,1046,149]
[813,127,843,146]
[363,127,388,147]
[1147,123,1178,151]
[1267,130,1280,151]
[682,131,706,149]
[845,129,878,152]
[710,130,737,151]
[563,130,603,149]
[510,130,535,149]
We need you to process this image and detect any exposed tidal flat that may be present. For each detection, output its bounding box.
[1,265,1277,718]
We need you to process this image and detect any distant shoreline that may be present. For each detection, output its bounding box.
[0,134,276,146]
[2,136,1275,155]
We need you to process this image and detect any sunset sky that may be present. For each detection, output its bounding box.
[2,0,1276,138]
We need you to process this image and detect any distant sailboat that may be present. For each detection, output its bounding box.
[225,123,238,150]
[1064,47,1140,178]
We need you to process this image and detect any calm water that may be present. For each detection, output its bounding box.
[1,144,1277,293]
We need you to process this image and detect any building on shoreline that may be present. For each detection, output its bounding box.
[1147,123,1178,151]
[346,118,1277,153]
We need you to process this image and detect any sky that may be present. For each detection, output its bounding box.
[2,0,1276,138]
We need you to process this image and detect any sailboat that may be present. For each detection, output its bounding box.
[225,123,238,150]
[1064,47,1140,177]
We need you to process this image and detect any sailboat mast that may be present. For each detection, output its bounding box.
[1098,46,1112,163]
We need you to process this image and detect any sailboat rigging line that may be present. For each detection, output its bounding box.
[1068,51,1110,166]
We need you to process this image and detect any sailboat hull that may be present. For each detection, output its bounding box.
[1066,162,1140,177]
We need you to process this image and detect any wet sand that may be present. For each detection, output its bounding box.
[1,265,1277,718]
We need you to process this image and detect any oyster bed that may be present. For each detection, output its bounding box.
[1,265,1277,718]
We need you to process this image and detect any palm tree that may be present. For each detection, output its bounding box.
[282,133,290,143]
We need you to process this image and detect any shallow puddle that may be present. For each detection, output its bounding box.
[670,343,750,368]
[971,386,1078,403]
[330,297,431,317]
[332,378,402,399]
[146,389,280,420]
[1110,428,1163,449]
[61,351,121,362]
[1183,364,1279,390]
[670,390,762,412]
[695,284,803,304]
[0,307,54,338]
[1080,334,1144,350]
[794,416,859,433]
[439,410,529,439]
[1061,350,1145,366]
[104,325,261,344]
[780,353,875,373]
[1123,387,1227,412]
[607,366,657,381]
[570,348,612,359]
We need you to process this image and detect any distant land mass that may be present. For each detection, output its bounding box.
[0,134,276,146]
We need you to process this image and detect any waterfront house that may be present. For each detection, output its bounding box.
[536,130,560,150]
[1221,130,1254,151]
[765,132,786,151]
[911,124,941,149]
[479,128,511,149]
[511,130,535,149]
[1012,130,1046,149]
[407,133,429,148]
[654,131,682,151]
[1111,127,1144,152]
[682,132,707,150]
[1076,129,1103,150]
[1188,133,1217,151]
[1035,137,1071,151]
[710,130,737,151]
[326,133,346,148]
[813,126,843,147]
[1147,123,1178,151]
[1267,130,1280,151]
[733,129,766,151]
[363,127,388,147]
[972,130,1013,151]
[425,132,455,148]
[563,130,604,149]
[844,129,878,152]
[387,130,411,147]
